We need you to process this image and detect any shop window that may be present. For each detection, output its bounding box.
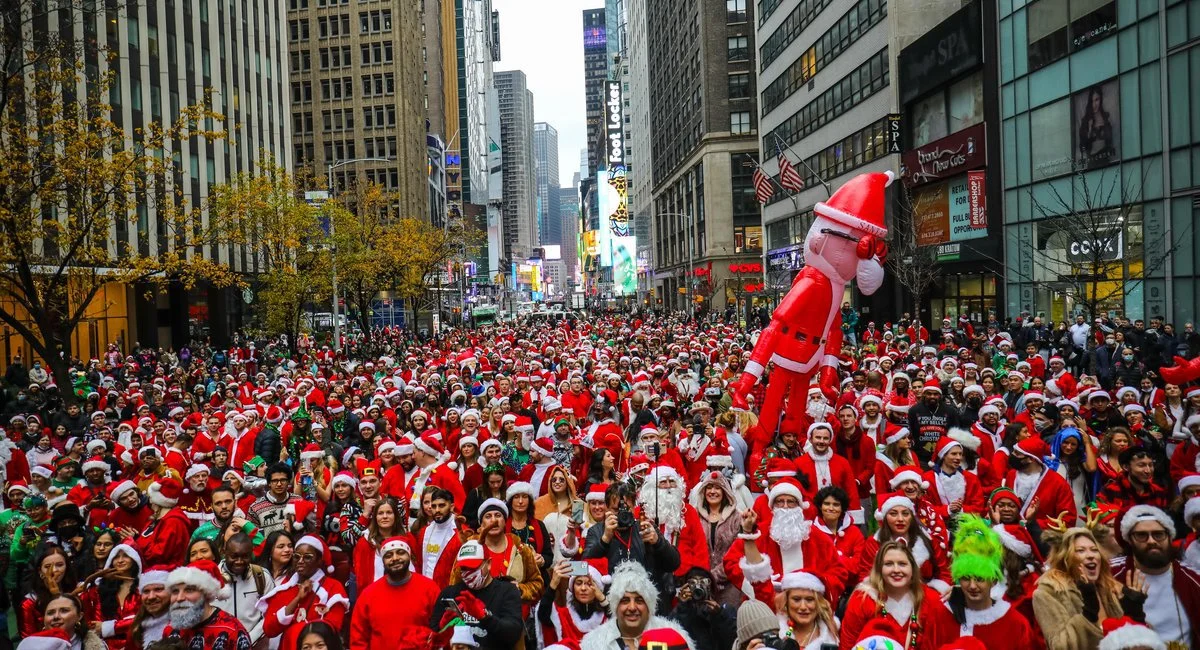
[948,73,984,133]
[1030,99,1072,180]
[1027,0,1116,71]
[911,93,948,148]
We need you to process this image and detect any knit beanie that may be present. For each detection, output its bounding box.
[734,599,778,649]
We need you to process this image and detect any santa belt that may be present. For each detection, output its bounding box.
[779,324,827,346]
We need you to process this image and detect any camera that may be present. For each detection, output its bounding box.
[756,632,800,650]
[616,501,636,530]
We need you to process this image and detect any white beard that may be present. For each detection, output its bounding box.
[639,483,685,538]
[856,258,885,295]
[770,506,811,550]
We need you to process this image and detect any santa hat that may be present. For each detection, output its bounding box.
[637,628,690,650]
[300,443,325,461]
[963,384,985,398]
[645,464,683,487]
[993,523,1042,562]
[767,477,806,507]
[478,438,502,454]
[626,454,651,476]
[449,626,481,648]
[506,482,537,501]
[850,618,905,649]
[1185,414,1200,428]
[5,479,31,497]
[166,559,231,600]
[265,406,283,424]
[380,535,415,555]
[888,465,929,490]
[530,436,555,457]
[882,426,910,446]
[1119,504,1175,541]
[184,463,210,481]
[294,535,336,573]
[81,455,109,474]
[327,399,345,414]
[761,456,797,488]
[1014,437,1050,465]
[931,437,962,466]
[286,501,318,532]
[875,493,916,521]
[573,557,612,592]
[139,446,163,460]
[147,477,182,508]
[814,170,891,237]
[1178,472,1200,493]
[458,435,480,450]
[103,543,143,574]
[413,432,446,459]
[330,471,357,491]
[141,565,171,587]
[15,629,72,650]
[476,497,509,522]
[1184,496,1200,525]
[411,409,430,422]
[86,439,107,455]
[977,404,1002,419]
[585,483,609,503]
[946,427,981,452]
[1097,616,1167,650]
[778,571,825,594]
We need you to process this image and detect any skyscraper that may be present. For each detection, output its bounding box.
[533,123,561,246]
[288,0,427,221]
[494,71,537,265]
[582,8,608,177]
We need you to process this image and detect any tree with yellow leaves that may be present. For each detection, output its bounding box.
[0,5,239,391]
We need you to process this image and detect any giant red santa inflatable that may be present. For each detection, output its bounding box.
[730,171,891,433]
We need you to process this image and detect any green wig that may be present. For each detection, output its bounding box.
[950,514,1005,583]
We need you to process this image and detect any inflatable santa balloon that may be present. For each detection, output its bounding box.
[730,171,892,433]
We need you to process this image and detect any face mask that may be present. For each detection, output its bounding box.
[57,525,82,540]
[462,566,487,589]
[1123,355,1134,362]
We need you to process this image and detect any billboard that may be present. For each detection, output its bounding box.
[1073,79,1121,170]
[912,174,987,247]
[612,236,637,296]
[543,244,562,260]
[605,81,625,169]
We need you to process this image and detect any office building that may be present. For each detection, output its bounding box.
[9,0,292,353]
[998,0,1200,323]
[628,0,653,294]
[495,70,538,265]
[424,0,460,226]
[583,8,608,176]
[755,0,962,317]
[560,185,581,286]
[533,123,561,245]
[647,0,763,313]
[288,0,427,222]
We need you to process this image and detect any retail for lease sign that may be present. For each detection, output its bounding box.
[913,174,987,246]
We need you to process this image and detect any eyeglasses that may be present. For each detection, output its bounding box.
[1130,530,1168,543]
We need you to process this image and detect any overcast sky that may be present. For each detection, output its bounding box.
[492,0,603,188]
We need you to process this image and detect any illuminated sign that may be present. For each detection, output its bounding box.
[605,81,624,168]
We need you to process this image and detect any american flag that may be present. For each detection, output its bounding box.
[778,149,805,191]
[753,167,774,204]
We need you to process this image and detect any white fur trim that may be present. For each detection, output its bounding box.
[928,579,951,595]
[778,571,825,594]
[1186,414,1200,428]
[413,437,441,458]
[1120,504,1176,540]
[166,565,231,600]
[606,562,660,618]
[146,481,177,508]
[875,494,915,521]
[737,531,762,541]
[992,525,1033,558]
[767,482,804,506]
[506,481,536,501]
[739,556,774,585]
[1185,497,1200,524]
[946,427,980,451]
[82,458,110,474]
[141,569,170,586]
[707,454,733,468]
[646,464,683,486]
[109,480,137,502]
[889,470,929,490]
[1098,622,1168,650]
[300,449,324,461]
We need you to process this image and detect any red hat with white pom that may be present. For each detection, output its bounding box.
[1098,616,1166,650]
[166,558,231,601]
[815,171,892,237]
[294,534,336,573]
[15,629,72,650]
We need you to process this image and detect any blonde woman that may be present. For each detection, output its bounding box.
[1031,526,1149,650]
[839,540,958,650]
[772,572,838,648]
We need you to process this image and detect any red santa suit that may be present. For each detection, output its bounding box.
[517,457,558,496]
[723,479,849,605]
[944,597,1034,648]
[82,581,141,650]
[1170,439,1200,483]
[582,417,625,473]
[67,478,112,529]
[638,467,710,577]
[403,459,466,514]
[162,607,251,649]
[135,480,192,568]
[834,425,876,502]
[810,517,866,584]
[678,429,728,489]
[259,565,349,650]
[794,436,864,524]
[839,585,959,650]
[219,427,258,472]
[1002,457,1078,528]
[349,562,440,650]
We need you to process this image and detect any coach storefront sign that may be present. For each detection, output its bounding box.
[901,123,986,187]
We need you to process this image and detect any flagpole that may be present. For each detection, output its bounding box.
[773,134,832,198]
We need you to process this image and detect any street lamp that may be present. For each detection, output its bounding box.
[325,157,391,352]
[656,211,696,320]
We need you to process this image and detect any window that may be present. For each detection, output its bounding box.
[948,73,984,133]
[766,48,889,150]
[730,111,752,134]
[728,73,751,99]
[1027,0,1115,71]
[728,36,749,62]
[911,93,948,148]
[759,0,839,70]
[727,0,747,22]
[1030,99,1072,180]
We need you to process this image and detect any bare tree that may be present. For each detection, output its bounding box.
[886,187,941,330]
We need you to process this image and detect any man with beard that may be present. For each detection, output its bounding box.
[66,455,115,528]
[411,488,463,586]
[136,477,193,567]
[351,535,440,648]
[723,477,848,605]
[126,566,171,648]
[796,421,864,524]
[105,479,153,533]
[1001,438,1076,528]
[583,482,680,610]
[178,464,216,526]
[637,466,709,578]
[429,541,524,650]
[908,384,960,466]
[162,559,251,648]
[516,436,558,496]
[192,487,264,547]
[1111,505,1200,648]
[216,533,274,649]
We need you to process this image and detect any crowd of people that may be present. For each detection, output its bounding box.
[0,309,1197,650]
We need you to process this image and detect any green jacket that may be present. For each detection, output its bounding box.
[191,519,264,549]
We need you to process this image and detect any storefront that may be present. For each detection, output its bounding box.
[898,0,1004,321]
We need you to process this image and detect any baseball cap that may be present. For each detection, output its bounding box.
[457,540,486,569]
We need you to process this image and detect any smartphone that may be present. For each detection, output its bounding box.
[570,500,585,524]
[569,561,589,577]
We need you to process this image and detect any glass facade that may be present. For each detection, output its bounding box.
[999,0,1200,323]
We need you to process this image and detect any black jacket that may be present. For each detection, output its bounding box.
[254,426,282,465]
[908,400,960,467]
[583,522,681,613]
[668,601,737,650]
[430,579,524,650]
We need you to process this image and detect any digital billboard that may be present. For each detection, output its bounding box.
[606,81,625,169]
